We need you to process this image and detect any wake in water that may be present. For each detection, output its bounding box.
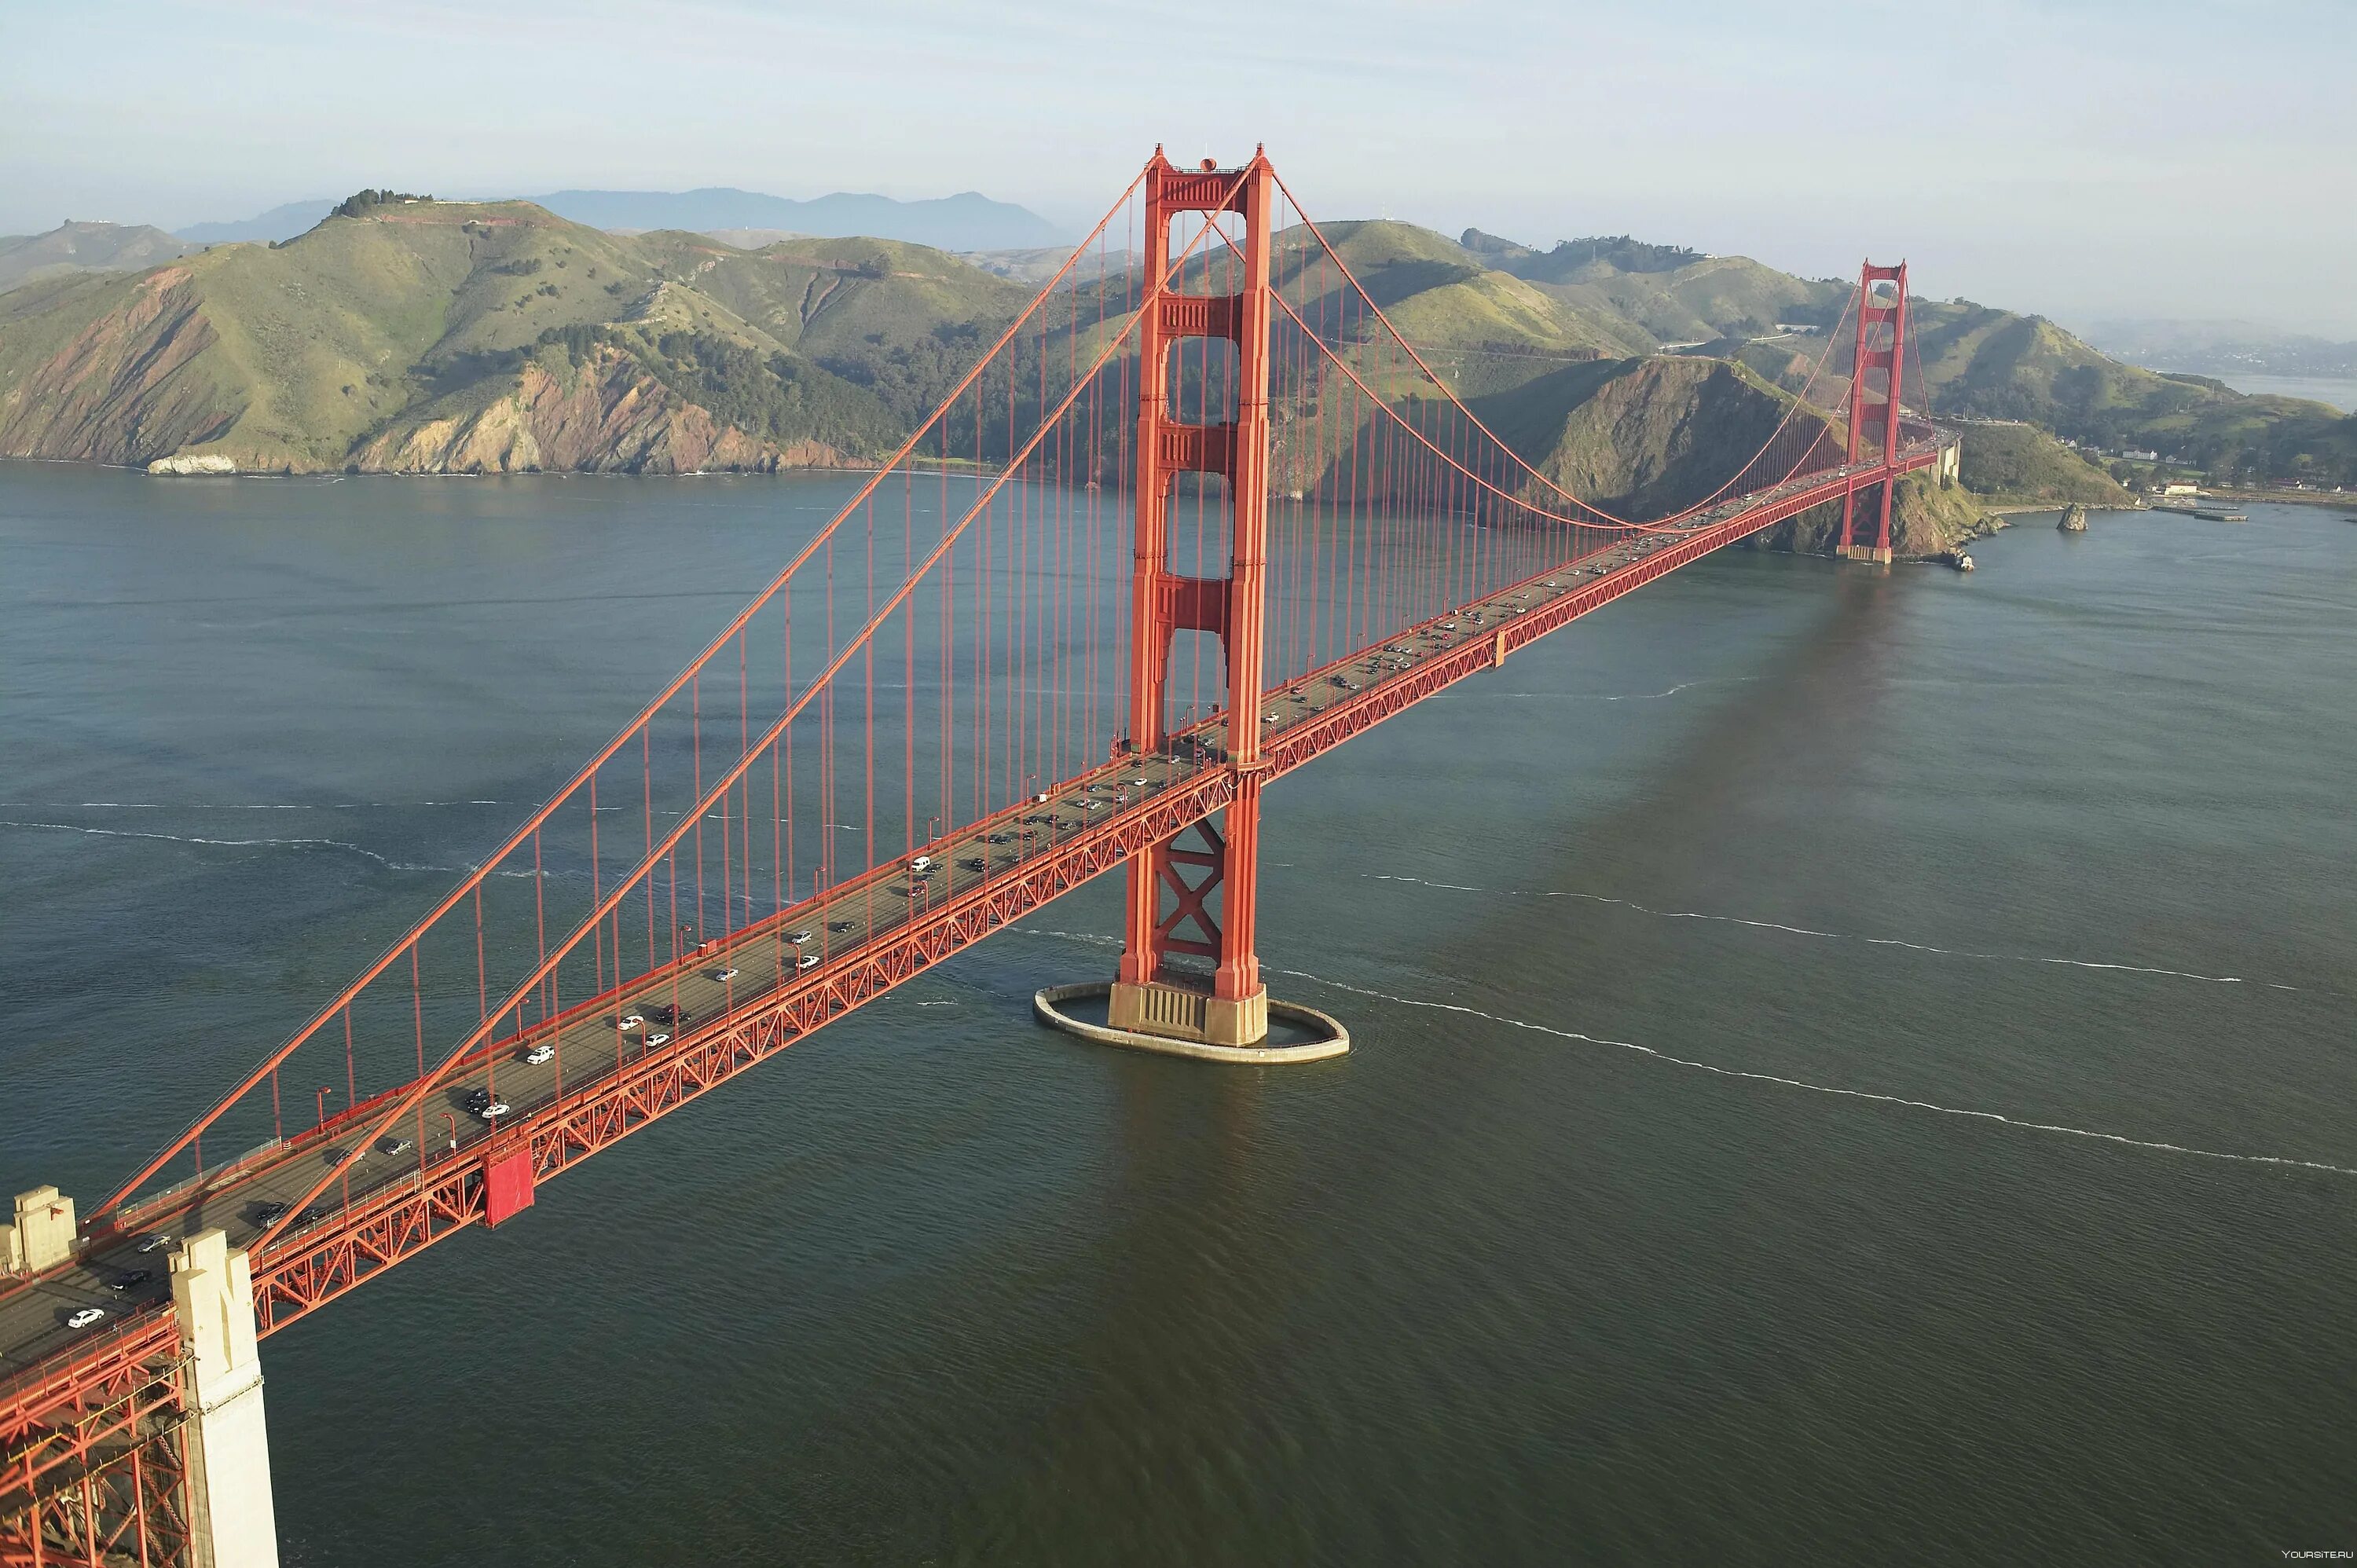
[0,818,445,871]
[1003,927,2353,1180]
[1358,873,2301,991]
[0,799,504,811]
[1446,677,1758,703]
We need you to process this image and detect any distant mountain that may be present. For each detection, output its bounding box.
[5,191,2343,522]
[528,188,1068,251]
[175,201,337,245]
[0,194,1029,475]
[959,244,1142,284]
[0,222,198,293]
[2081,317,2357,379]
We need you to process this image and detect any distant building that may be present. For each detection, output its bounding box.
[2120,449,2160,462]
[2161,482,2199,496]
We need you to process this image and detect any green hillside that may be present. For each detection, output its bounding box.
[4,195,2342,509]
[0,196,1031,474]
[0,221,200,292]
[1951,422,2131,504]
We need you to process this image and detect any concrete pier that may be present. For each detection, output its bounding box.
[171,1229,282,1568]
[1038,982,1348,1064]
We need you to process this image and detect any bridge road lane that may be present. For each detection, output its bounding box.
[5,474,1905,1387]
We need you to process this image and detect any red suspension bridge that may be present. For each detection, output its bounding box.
[2,149,1945,1566]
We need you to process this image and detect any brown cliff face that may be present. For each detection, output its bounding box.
[0,269,238,465]
[351,346,844,474]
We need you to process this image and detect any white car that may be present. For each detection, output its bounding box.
[786,930,812,947]
[909,854,933,872]
[618,1013,647,1032]
[67,1306,107,1330]
[643,1032,671,1047]
[473,1101,511,1122]
[1032,792,1050,804]
[135,1233,173,1254]
[524,1043,555,1065]
[709,966,739,982]
[795,954,820,971]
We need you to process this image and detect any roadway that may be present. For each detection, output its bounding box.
[1,444,1935,1398]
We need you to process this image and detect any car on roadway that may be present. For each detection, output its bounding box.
[473,1101,511,1123]
[255,1202,291,1225]
[465,1087,493,1112]
[618,1013,647,1031]
[295,1205,330,1225]
[1032,792,1050,804]
[324,1146,352,1167]
[136,1233,173,1254]
[647,1005,683,1024]
[910,854,934,872]
[962,857,985,873]
[827,921,852,934]
[795,954,820,971]
[110,1269,152,1292]
[709,966,739,982]
[524,1043,556,1065]
[376,1136,412,1157]
[67,1307,106,1330]
[786,930,813,946]
[643,1032,670,1047]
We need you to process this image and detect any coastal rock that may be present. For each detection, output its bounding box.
[0,268,239,467]
[147,452,239,475]
[351,345,852,476]
[2058,503,2088,532]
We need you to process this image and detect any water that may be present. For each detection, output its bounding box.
[4,464,2353,1563]
[2210,372,2357,414]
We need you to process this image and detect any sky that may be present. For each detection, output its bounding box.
[6,0,2353,335]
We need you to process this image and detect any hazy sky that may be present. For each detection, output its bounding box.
[7,0,2353,335]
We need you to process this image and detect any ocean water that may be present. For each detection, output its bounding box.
[2,464,2352,1563]
[2211,372,2357,414]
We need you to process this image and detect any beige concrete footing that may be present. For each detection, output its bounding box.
[1108,979,1270,1047]
[1840,544,1894,564]
[1038,983,1349,1064]
[171,1229,281,1568]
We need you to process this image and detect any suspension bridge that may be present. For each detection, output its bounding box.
[2,149,1947,1566]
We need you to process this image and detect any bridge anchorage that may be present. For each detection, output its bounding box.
[4,142,1951,1563]
[1032,150,1347,1064]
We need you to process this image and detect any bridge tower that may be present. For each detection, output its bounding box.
[1105,148,1281,1050]
[1838,260,1910,564]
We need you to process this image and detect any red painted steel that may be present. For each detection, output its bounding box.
[1839,261,1912,559]
[2,142,1954,1559]
[482,1147,535,1228]
[1120,151,1277,1005]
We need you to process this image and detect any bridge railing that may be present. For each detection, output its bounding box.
[88,160,1919,1253]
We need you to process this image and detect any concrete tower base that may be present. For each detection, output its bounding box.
[1038,983,1348,1064]
[171,1229,281,1568]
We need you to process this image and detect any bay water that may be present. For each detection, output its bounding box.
[2,463,2352,1563]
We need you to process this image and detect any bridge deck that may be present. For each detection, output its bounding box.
[2,448,1934,1416]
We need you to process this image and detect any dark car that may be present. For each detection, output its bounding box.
[324,1146,352,1167]
[961,857,985,873]
[827,920,852,934]
[109,1269,152,1292]
[255,1202,291,1225]
[647,1004,681,1024]
[295,1205,330,1225]
[464,1087,493,1112]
